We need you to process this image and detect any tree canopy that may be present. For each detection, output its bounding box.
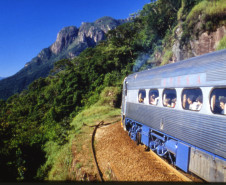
[1,0,221,181]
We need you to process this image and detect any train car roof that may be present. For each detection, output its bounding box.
[126,49,226,89]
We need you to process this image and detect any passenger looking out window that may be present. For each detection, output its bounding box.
[171,98,176,108]
[220,97,226,114]
[149,89,159,105]
[163,98,171,107]
[196,96,203,111]
[162,89,176,108]
[138,89,146,103]
[187,95,197,110]
[182,88,202,111]
[211,88,226,115]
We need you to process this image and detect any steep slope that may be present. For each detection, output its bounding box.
[0,16,125,100]
[160,0,226,65]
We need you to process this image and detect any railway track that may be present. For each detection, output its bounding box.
[92,121,202,182]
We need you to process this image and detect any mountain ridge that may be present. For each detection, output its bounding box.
[0,0,225,181]
[0,16,126,100]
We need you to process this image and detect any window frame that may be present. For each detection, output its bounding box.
[209,87,226,116]
[162,88,177,108]
[138,89,146,103]
[149,89,159,106]
[181,88,203,112]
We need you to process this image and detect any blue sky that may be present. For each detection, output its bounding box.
[0,0,150,77]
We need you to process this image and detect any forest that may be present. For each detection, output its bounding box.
[0,0,225,181]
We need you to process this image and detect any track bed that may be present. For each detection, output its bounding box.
[95,122,203,182]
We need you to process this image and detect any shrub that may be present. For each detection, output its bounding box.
[182,0,226,44]
[161,50,173,66]
[216,35,226,50]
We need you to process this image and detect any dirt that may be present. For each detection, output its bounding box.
[95,121,190,182]
[69,119,202,182]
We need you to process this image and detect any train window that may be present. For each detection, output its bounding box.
[162,89,177,108]
[210,88,226,115]
[138,89,146,103]
[149,89,159,105]
[182,88,203,111]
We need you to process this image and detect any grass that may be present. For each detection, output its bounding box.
[160,50,173,66]
[41,86,121,181]
[216,35,226,50]
[105,168,113,180]
[186,0,226,30]
[177,0,186,21]
[179,0,226,45]
[47,143,72,181]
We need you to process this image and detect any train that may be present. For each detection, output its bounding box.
[121,49,226,182]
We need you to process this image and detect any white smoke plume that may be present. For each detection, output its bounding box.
[133,53,151,72]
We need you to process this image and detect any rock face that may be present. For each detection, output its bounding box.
[0,16,126,100]
[50,26,79,55]
[190,26,226,56]
[24,16,125,68]
[172,25,226,62]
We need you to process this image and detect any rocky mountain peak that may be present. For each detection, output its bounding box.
[0,17,126,100]
[25,17,125,68]
[78,16,122,44]
[78,22,105,44]
[50,26,79,55]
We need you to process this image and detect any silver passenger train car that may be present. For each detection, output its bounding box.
[121,49,226,182]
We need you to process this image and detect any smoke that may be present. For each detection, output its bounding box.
[133,53,152,72]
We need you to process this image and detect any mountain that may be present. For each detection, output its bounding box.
[0,16,126,100]
[0,77,5,80]
[0,0,225,181]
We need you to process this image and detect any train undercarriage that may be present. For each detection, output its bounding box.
[123,117,226,182]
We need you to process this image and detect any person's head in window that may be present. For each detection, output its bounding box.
[164,98,171,107]
[196,96,202,104]
[138,93,144,103]
[196,95,203,110]
[171,98,176,108]
[187,95,195,105]
[219,97,226,114]
[187,95,197,110]
[150,92,157,105]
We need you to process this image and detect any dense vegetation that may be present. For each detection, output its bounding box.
[0,0,225,181]
[0,17,123,100]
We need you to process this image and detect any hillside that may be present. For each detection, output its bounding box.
[134,0,226,69]
[0,0,225,182]
[0,16,126,100]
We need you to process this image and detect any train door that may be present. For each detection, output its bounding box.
[121,78,127,131]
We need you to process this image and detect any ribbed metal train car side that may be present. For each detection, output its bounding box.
[122,49,226,182]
